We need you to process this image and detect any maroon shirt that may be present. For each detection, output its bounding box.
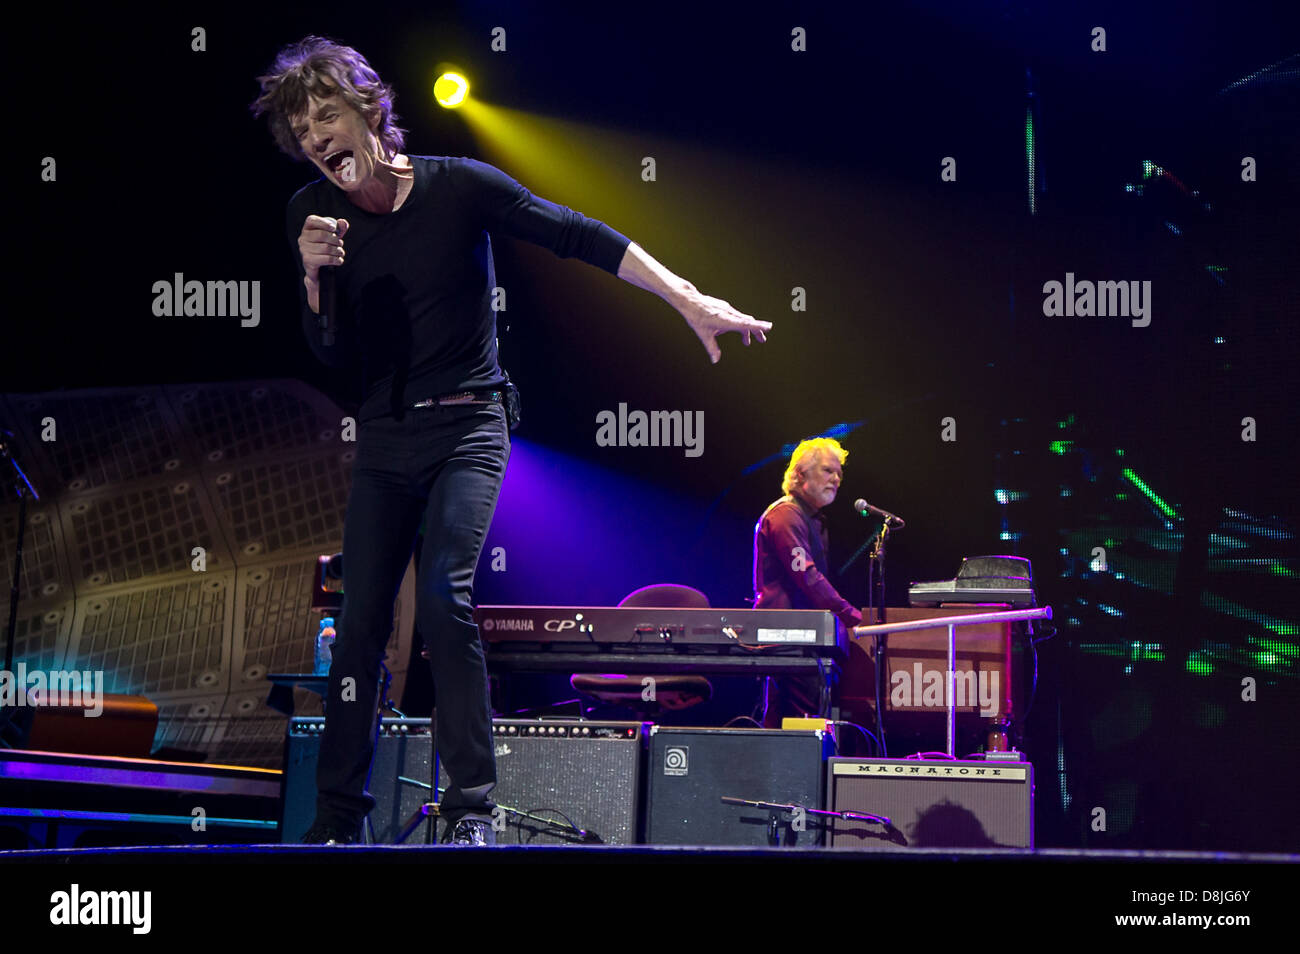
[752,494,862,628]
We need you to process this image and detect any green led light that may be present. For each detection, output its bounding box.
[1248,636,1299,657]
[1270,562,1298,579]
[1056,414,1076,430]
[1025,108,1036,217]
[1049,439,1073,455]
[1201,593,1297,636]
[1121,467,1177,518]
[1130,643,1164,662]
[1186,654,1214,675]
[1254,651,1280,668]
[1194,703,1227,729]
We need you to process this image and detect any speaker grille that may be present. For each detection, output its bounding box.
[3,389,183,493]
[66,479,230,588]
[173,382,344,461]
[211,455,352,560]
[69,576,231,697]
[0,494,70,629]
[439,720,643,845]
[0,381,403,769]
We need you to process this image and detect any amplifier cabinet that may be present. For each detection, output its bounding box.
[438,719,644,845]
[281,717,434,844]
[646,727,831,847]
[826,757,1033,849]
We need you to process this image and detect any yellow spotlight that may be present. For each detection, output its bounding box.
[434,72,469,108]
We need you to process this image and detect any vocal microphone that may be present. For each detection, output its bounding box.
[854,498,905,529]
[318,265,337,347]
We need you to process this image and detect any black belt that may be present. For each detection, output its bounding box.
[410,388,505,410]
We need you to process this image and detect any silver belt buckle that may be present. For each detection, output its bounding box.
[438,391,476,405]
[411,390,500,410]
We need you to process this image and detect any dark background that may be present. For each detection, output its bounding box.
[10,0,1299,850]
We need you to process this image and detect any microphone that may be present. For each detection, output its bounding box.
[854,498,905,529]
[318,265,337,347]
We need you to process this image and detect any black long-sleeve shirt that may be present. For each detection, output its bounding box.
[753,495,862,628]
[287,156,631,421]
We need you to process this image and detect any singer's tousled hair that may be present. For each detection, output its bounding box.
[782,438,848,495]
[250,36,406,162]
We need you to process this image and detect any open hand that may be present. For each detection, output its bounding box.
[676,282,772,364]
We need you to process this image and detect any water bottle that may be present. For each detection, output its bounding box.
[314,617,337,675]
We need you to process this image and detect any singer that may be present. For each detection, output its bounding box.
[752,437,862,727]
[251,36,770,845]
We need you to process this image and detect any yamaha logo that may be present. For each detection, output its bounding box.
[482,618,494,631]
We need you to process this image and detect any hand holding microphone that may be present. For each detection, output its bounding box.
[297,215,350,341]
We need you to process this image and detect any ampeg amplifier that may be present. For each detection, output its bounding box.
[437,720,644,845]
[281,717,435,844]
[646,727,831,847]
[826,757,1033,849]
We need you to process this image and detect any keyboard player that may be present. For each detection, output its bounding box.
[752,438,863,726]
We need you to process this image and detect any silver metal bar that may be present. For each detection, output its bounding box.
[851,605,1052,637]
[947,622,957,757]
[850,606,1052,757]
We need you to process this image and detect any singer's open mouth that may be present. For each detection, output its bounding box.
[323,149,353,172]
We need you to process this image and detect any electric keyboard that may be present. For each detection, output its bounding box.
[474,605,846,657]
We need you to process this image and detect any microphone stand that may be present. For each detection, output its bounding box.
[867,519,892,758]
[395,777,604,845]
[840,517,892,625]
[720,795,891,846]
[866,518,891,626]
[842,518,892,757]
[1,428,40,748]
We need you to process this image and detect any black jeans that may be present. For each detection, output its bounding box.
[315,401,510,828]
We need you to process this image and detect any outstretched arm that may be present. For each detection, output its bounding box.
[616,242,772,364]
[455,159,772,363]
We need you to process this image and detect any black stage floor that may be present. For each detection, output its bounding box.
[2,845,1295,863]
